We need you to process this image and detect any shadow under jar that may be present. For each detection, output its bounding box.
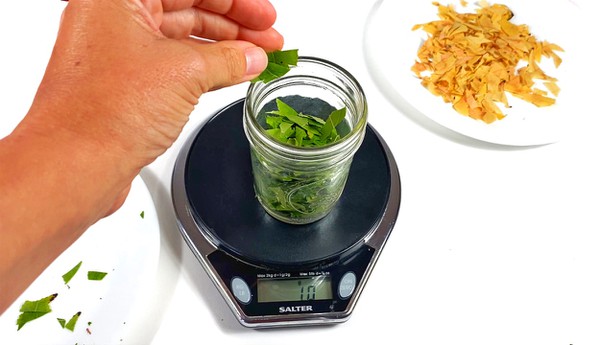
[243,57,368,225]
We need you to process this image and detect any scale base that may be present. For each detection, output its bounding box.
[172,99,401,328]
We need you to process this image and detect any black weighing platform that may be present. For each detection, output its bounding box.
[172,99,401,328]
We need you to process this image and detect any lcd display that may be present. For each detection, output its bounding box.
[257,276,332,303]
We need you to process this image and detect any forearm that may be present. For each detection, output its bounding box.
[0,116,136,314]
[0,0,282,316]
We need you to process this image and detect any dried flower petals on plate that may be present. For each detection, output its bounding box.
[411,1,564,123]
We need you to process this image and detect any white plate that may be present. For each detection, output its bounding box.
[365,0,585,146]
[0,176,160,345]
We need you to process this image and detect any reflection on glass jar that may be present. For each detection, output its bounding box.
[244,57,368,225]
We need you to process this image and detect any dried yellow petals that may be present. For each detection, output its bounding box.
[411,2,564,123]
[544,81,560,97]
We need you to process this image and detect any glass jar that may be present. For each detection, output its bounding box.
[243,57,368,224]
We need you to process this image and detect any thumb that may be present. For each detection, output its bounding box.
[186,40,268,92]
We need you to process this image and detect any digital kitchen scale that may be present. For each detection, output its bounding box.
[172,99,401,328]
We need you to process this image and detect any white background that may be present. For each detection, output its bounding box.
[1,0,600,344]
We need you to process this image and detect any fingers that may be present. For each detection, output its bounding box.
[161,8,283,51]
[183,40,268,92]
[139,0,163,28]
[162,0,277,31]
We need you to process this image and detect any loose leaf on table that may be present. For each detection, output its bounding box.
[64,311,81,331]
[57,318,66,328]
[252,49,299,83]
[16,293,57,330]
[62,261,82,285]
[87,271,108,281]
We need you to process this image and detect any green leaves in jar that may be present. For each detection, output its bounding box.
[250,96,351,222]
[264,98,346,147]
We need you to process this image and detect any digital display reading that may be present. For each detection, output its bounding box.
[257,276,332,303]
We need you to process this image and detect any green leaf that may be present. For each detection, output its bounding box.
[263,98,347,148]
[254,62,289,83]
[286,137,297,146]
[295,127,307,146]
[87,271,108,281]
[265,128,283,142]
[65,311,81,332]
[62,261,82,285]
[265,115,283,129]
[16,294,57,330]
[57,318,66,328]
[251,49,299,83]
[270,99,310,129]
[279,121,293,135]
[267,50,299,66]
[299,112,326,125]
[140,211,145,219]
[321,107,347,141]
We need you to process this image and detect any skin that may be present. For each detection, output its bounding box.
[0,0,283,314]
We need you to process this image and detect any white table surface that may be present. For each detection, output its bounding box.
[2,1,600,344]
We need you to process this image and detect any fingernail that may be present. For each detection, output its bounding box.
[245,47,267,77]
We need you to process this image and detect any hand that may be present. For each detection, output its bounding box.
[35,0,283,213]
[0,0,283,313]
[141,0,283,48]
[41,0,283,168]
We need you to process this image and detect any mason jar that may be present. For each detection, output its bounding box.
[243,57,368,225]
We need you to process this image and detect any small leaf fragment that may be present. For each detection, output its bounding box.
[252,49,299,83]
[65,311,81,332]
[62,261,82,285]
[87,271,108,281]
[268,49,299,66]
[321,107,347,140]
[140,210,145,219]
[16,294,57,330]
[264,98,346,147]
[57,318,66,328]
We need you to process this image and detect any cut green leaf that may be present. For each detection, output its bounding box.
[266,115,283,130]
[269,98,310,130]
[295,127,307,147]
[87,271,108,281]
[140,210,145,219]
[65,311,81,332]
[16,294,57,330]
[252,49,299,83]
[57,318,66,328]
[267,50,299,66]
[62,261,82,285]
[263,98,346,148]
[321,107,347,141]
